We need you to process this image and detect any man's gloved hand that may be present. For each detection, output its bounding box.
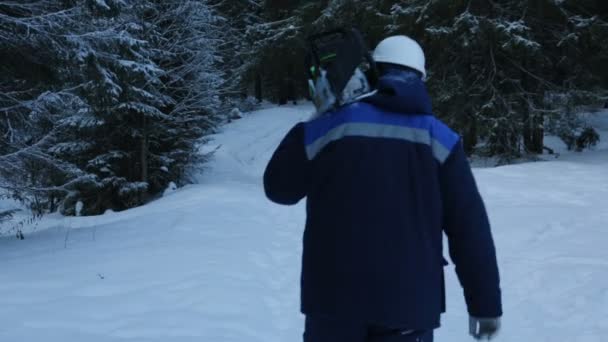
[469,316,501,340]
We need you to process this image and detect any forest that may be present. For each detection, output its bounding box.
[1,0,606,219]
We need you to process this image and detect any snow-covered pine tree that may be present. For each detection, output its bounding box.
[387,1,545,159]
[54,0,228,214]
[220,0,301,103]
[2,0,229,217]
[210,0,264,99]
[0,1,87,213]
[137,0,226,191]
[234,0,605,159]
[540,0,608,150]
[41,0,170,214]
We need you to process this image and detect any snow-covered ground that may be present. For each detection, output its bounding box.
[1,104,607,342]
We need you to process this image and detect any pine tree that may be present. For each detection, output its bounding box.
[1,0,230,217]
[56,0,228,214]
[0,1,86,213]
[140,0,226,192]
[231,0,606,159]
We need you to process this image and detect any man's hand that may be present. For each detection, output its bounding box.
[469,316,501,340]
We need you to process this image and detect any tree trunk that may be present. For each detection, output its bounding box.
[531,112,544,153]
[463,114,478,155]
[141,116,148,184]
[463,48,477,155]
[255,73,263,102]
[523,107,532,152]
[530,0,544,154]
[521,49,544,154]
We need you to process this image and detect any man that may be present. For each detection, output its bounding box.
[264,35,502,342]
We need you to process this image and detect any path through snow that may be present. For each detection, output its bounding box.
[1,104,608,342]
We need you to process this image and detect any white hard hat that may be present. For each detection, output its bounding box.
[373,35,426,80]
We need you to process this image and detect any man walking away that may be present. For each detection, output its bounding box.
[264,34,502,342]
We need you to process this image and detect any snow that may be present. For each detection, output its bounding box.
[49,142,94,155]
[116,102,169,119]
[98,67,123,98]
[75,201,83,217]
[2,104,608,341]
[544,109,608,156]
[492,19,541,50]
[118,59,163,76]
[94,0,111,11]
[163,182,177,196]
[118,182,148,196]
[454,11,481,34]
[570,15,597,29]
[425,26,454,36]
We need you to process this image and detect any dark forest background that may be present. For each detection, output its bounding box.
[1,0,606,225]
[229,0,607,157]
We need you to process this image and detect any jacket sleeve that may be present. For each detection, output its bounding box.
[440,142,502,318]
[263,123,310,205]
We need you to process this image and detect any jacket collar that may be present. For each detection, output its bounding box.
[363,69,433,115]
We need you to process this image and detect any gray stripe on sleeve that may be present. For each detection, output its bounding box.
[431,139,453,164]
